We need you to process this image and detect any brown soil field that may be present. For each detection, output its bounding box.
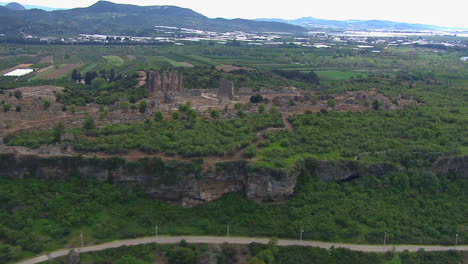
[127,55,136,61]
[40,64,80,79]
[38,56,54,64]
[0,63,33,75]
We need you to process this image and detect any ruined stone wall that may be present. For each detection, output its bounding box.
[147,71,184,96]
[218,78,235,100]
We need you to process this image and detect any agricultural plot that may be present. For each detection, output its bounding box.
[103,55,125,67]
[30,65,56,80]
[38,56,54,64]
[316,71,369,80]
[40,64,81,79]
[0,63,33,75]
[145,56,190,68]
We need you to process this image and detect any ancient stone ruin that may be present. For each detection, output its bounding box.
[147,71,184,96]
[218,78,235,100]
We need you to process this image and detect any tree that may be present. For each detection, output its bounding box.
[250,94,264,103]
[115,256,147,264]
[327,99,336,108]
[372,100,381,110]
[109,68,116,82]
[243,145,257,158]
[168,247,196,264]
[138,101,147,113]
[84,72,97,85]
[71,69,78,81]
[172,111,180,120]
[91,77,107,89]
[2,104,11,112]
[83,116,95,130]
[52,122,65,142]
[43,100,51,109]
[258,104,265,114]
[70,104,76,114]
[13,90,22,99]
[120,101,130,113]
[77,72,82,83]
[154,111,164,122]
[210,109,220,119]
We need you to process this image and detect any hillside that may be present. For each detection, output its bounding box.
[0,1,305,37]
[257,17,463,31]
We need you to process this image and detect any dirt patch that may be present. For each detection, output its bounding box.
[216,65,252,72]
[127,55,137,61]
[179,61,194,67]
[0,63,33,75]
[136,71,146,87]
[40,64,80,79]
[39,56,54,64]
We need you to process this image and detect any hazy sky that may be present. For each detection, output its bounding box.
[13,0,468,28]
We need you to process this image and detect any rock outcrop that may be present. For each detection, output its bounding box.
[2,150,462,206]
[0,153,299,207]
[304,158,402,181]
[432,155,467,179]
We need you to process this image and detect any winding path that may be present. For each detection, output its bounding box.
[17,236,467,264]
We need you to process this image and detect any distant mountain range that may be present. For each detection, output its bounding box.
[0,1,305,37]
[257,17,465,31]
[0,2,64,11]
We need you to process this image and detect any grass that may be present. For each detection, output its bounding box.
[103,55,125,67]
[316,71,369,80]
[146,56,187,67]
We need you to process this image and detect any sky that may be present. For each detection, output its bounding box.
[10,0,468,28]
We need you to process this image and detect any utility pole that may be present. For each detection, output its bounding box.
[300,226,304,242]
[227,223,230,237]
[455,231,459,246]
[155,224,158,239]
[384,231,387,247]
[80,231,84,248]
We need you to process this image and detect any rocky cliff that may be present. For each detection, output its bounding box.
[432,155,467,179]
[0,153,299,207]
[1,152,464,206]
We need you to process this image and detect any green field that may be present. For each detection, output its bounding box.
[103,55,125,67]
[316,71,369,80]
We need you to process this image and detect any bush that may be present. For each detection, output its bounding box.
[3,104,11,112]
[83,116,96,130]
[243,145,257,158]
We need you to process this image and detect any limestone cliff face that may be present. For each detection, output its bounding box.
[1,153,463,206]
[0,154,299,207]
[432,155,467,179]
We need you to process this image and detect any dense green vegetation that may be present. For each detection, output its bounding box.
[259,106,465,168]
[0,163,466,262]
[38,242,464,264]
[7,113,283,156]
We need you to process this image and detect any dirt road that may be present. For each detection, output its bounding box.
[17,236,467,264]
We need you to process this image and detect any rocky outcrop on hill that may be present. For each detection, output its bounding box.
[0,153,300,207]
[304,158,402,181]
[1,149,463,206]
[432,155,467,179]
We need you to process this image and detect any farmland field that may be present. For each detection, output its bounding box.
[103,55,125,67]
[40,64,81,79]
[316,71,369,80]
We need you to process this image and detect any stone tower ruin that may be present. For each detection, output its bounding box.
[218,78,235,100]
[147,71,184,96]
